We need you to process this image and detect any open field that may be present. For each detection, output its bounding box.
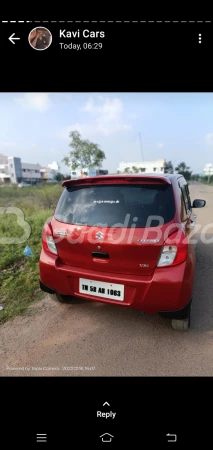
[0,184,63,323]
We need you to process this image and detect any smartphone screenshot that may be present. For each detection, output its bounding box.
[0,18,212,447]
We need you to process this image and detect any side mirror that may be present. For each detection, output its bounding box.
[192,199,206,208]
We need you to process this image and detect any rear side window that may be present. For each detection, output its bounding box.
[54,184,175,228]
[181,184,191,215]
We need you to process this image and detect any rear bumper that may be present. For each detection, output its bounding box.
[39,248,194,314]
[40,280,55,294]
[158,297,192,319]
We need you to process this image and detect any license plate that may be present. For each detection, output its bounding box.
[79,278,124,301]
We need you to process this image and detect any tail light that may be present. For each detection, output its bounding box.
[157,230,188,267]
[42,221,58,255]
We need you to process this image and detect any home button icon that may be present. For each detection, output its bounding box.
[100,433,114,443]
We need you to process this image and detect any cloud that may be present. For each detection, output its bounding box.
[82,97,94,112]
[15,93,51,111]
[204,133,213,146]
[0,141,17,148]
[57,124,95,140]
[156,142,164,149]
[127,112,140,119]
[76,96,131,136]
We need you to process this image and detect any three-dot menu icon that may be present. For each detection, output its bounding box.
[198,34,202,44]
[36,434,47,443]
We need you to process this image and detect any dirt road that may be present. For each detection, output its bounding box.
[1,182,213,376]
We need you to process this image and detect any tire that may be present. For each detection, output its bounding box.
[50,293,86,304]
[171,302,191,331]
[51,293,71,304]
[171,317,190,331]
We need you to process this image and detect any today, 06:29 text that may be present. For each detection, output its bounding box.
[59,43,103,51]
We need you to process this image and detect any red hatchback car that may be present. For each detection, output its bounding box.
[39,174,206,331]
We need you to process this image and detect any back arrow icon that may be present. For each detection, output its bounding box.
[9,33,20,44]
[166,433,177,442]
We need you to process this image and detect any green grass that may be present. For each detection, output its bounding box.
[0,184,63,324]
[202,181,213,186]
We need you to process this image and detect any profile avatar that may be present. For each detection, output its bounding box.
[28,27,52,51]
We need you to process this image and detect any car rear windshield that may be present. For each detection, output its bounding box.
[54,184,175,228]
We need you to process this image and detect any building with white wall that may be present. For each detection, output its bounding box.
[203,163,213,176]
[22,162,42,184]
[0,154,61,184]
[8,157,23,184]
[48,161,59,172]
[40,161,59,182]
[70,169,82,179]
[0,156,22,183]
[70,168,108,179]
[117,159,165,174]
[0,154,41,184]
[70,168,88,179]
[0,163,10,183]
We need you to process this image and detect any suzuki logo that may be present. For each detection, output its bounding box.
[96,231,104,240]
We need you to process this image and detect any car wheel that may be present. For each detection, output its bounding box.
[50,293,86,304]
[51,293,71,303]
[171,317,190,331]
[171,302,191,331]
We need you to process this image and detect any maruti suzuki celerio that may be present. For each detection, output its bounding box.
[39,174,206,331]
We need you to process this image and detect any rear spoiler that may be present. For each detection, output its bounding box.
[62,175,171,188]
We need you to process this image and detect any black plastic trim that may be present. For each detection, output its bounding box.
[158,298,192,319]
[39,280,56,294]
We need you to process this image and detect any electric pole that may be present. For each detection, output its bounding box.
[208,168,211,183]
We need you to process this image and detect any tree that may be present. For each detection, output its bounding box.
[191,174,200,181]
[184,172,192,181]
[55,172,64,182]
[132,166,139,173]
[124,167,131,173]
[62,130,106,172]
[63,173,71,180]
[164,160,174,174]
[175,161,192,181]
[175,161,190,172]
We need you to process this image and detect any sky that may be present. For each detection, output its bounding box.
[0,92,213,174]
